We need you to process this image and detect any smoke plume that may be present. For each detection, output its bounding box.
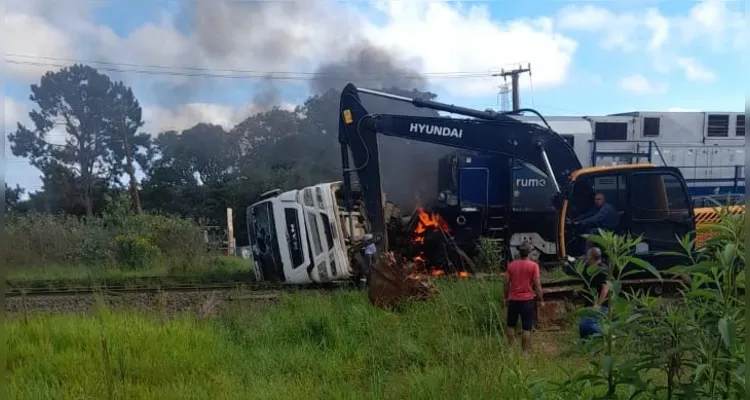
[168,0,330,109]
[174,0,454,210]
[311,41,454,212]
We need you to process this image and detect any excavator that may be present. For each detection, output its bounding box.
[246,83,742,287]
[339,83,703,272]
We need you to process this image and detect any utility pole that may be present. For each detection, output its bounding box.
[492,63,531,112]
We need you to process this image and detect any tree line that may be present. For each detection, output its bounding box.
[5,64,442,245]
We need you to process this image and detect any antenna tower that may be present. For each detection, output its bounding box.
[498,83,511,112]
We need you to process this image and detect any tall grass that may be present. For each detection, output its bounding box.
[8,280,585,400]
[7,206,744,399]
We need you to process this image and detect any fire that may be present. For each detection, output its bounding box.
[407,269,471,280]
[404,207,470,280]
[411,207,451,244]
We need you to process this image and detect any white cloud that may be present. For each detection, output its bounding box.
[644,9,670,51]
[4,13,76,81]
[4,97,27,133]
[556,1,741,82]
[674,57,715,82]
[7,1,578,101]
[678,0,745,51]
[556,5,644,53]
[363,2,577,97]
[617,74,667,95]
[557,1,743,53]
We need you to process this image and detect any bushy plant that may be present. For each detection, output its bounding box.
[541,206,745,399]
[113,233,161,270]
[4,212,112,267]
[5,193,214,274]
[476,236,505,273]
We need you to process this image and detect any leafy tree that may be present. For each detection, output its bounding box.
[4,184,24,212]
[107,81,151,213]
[151,123,240,186]
[232,107,300,158]
[8,64,148,216]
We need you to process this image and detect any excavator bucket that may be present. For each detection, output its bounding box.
[368,251,437,309]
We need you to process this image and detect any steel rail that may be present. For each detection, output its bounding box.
[5,280,353,298]
[6,276,690,301]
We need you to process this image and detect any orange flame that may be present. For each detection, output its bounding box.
[411,207,450,244]
[405,207,458,280]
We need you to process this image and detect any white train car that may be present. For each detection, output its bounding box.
[514,111,745,206]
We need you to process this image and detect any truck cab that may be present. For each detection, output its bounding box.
[561,164,696,273]
[246,182,367,284]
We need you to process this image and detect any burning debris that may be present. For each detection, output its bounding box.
[411,207,450,244]
[368,252,437,309]
[402,207,474,279]
[367,206,477,309]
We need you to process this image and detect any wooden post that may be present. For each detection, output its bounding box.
[226,208,236,256]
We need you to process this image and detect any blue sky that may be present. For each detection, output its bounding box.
[4,0,745,192]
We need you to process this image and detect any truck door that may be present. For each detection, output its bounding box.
[301,186,342,283]
[300,188,328,282]
[280,203,311,281]
[628,169,695,255]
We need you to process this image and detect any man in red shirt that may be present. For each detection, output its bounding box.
[504,243,545,354]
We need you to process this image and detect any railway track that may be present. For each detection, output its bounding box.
[5,280,354,298]
[6,275,686,300]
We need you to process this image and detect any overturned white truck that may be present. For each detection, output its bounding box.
[247,182,401,284]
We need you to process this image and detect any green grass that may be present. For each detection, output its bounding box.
[8,280,591,400]
[6,256,256,289]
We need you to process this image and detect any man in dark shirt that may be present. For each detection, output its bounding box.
[579,247,609,339]
[573,192,619,250]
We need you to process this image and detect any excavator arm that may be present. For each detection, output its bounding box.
[338,83,582,250]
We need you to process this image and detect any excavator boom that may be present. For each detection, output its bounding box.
[338,83,582,249]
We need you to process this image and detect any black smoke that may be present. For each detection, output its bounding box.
[173,0,456,211]
[311,41,454,212]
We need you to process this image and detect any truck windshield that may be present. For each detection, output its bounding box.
[247,201,284,281]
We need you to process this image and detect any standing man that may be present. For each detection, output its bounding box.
[356,233,377,289]
[504,243,545,355]
[579,247,610,339]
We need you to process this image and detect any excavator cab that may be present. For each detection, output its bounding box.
[560,165,696,273]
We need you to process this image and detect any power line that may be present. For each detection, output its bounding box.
[5,54,502,81]
[6,53,496,77]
